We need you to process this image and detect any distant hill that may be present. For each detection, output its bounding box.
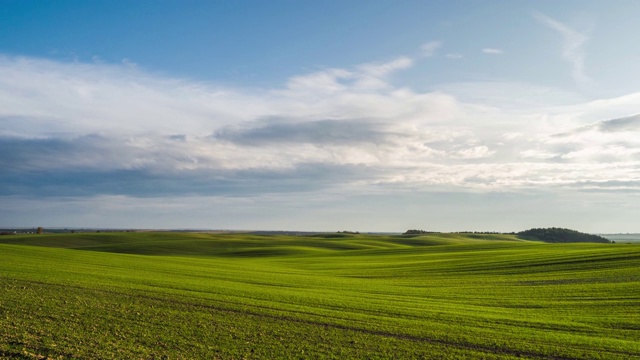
[402,229,440,236]
[601,234,640,243]
[518,228,611,243]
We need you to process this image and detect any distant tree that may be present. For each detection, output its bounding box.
[402,229,439,235]
[36,227,43,234]
[517,228,610,243]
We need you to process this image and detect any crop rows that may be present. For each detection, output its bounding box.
[0,232,638,359]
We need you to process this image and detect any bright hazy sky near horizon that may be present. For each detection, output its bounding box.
[2,1,640,232]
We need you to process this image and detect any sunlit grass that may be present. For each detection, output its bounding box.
[0,232,638,359]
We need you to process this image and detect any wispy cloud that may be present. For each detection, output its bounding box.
[533,11,591,84]
[482,48,504,55]
[420,41,442,57]
[446,53,463,60]
[284,56,413,93]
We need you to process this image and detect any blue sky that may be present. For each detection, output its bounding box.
[2,1,640,232]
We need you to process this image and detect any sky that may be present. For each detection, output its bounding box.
[2,0,640,232]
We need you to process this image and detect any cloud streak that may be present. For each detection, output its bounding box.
[420,41,442,57]
[482,48,504,55]
[533,11,591,84]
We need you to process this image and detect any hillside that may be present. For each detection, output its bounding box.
[0,231,524,256]
[518,227,611,243]
[0,232,637,359]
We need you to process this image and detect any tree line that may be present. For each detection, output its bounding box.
[403,227,612,243]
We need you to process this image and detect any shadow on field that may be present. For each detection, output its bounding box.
[0,231,531,258]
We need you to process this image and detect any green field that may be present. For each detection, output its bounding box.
[0,232,638,359]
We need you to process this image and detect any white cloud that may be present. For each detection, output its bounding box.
[520,149,558,159]
[533,11,591,84]
[420,41,442,57]
[286,68,353,93]
[2,53,640,200]
[354,57,414,90]
[121,58,138,68]
[284,56,414,94]
[446,53,463,60]
[359,57,413,77]
[482,48,504,55]
[451,146,495,159]
[0,56,268,136]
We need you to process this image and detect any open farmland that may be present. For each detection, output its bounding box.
[0,232,638,359]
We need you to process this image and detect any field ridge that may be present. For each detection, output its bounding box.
[0,232,638,359]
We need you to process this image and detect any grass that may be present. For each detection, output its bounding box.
[0,232,638,359]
